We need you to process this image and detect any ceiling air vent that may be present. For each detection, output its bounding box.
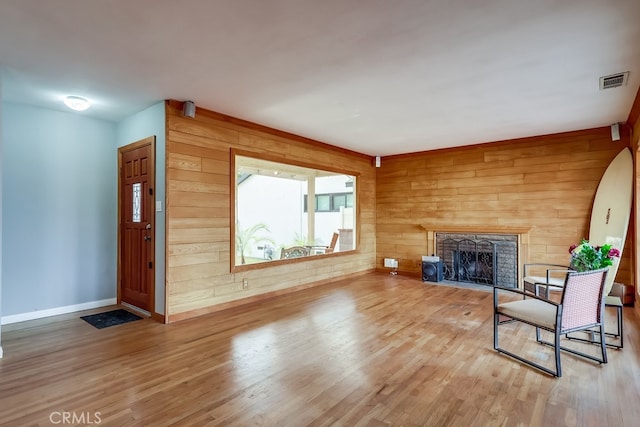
[599,72,629,90]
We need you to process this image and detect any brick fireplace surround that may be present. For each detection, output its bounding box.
[421,226,531,289]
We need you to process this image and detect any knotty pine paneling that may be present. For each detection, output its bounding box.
[376,127,633,288]
[165,101,376,321]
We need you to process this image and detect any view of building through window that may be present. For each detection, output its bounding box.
[235,154,356,266]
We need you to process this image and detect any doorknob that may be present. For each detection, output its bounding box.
[146,224,152,230]
[144,236,152,241]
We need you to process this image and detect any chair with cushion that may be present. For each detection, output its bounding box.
[494,268,608,377]
[525,262,624,349]
[523,263,572,298]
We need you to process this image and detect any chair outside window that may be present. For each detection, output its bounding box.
[306,232,339,255]
[493,268,608,377]
[322,232,339,254]
[280,246,310,259]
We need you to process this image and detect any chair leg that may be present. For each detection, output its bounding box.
[494,318,560,377]
[554,329,562,378]
[617,305,624,349]
[493,313,499,350]
[493,290,500,351]
[599,324,608,364]
[549,327,609,365]
[534,285,546,343]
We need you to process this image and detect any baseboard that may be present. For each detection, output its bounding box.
[0,298,117,325]
[168,269,375,323]
[150,311,167,323]
[374,267,421,278]
[121,301,151,318]
[119,301,166,323]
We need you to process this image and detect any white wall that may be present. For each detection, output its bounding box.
[116,102,166,315]
[237,175,305,260]
[1,103,117,320]
[0,101,166,328]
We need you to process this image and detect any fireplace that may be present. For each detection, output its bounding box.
[435,233,518,288]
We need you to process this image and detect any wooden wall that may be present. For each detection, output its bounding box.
[376,127,633,287]
[164,95,637,321]
[629,86,640,309]
[165,101,376,321]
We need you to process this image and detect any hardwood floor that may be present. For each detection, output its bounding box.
[1,273,638,426]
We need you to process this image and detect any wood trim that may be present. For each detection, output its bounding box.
[150,311,166,324]
[628,125,637,306]
[231,148,363,178]
[624,114,636,298]
[230,148,362,274]
[375,267,421,278]
[419,225,531,234]
[626,85,640,128]
[163,102,170,324]
[382,126,612,161]
[232,249,359,273]
[117,149,122,306]
[229,150,237,271]
[167,99,372,161]
[167,269,375,322]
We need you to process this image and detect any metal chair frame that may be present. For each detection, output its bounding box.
[494,268,608,377]
[565,295,624,350]
[532,276,624,350]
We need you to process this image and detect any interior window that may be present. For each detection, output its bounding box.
[233,153,357,268]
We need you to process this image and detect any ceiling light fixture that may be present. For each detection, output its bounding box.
[64,96,91,111]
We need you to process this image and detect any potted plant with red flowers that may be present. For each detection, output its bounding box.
[569,239,620,272]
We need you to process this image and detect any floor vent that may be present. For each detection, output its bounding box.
[600,72,629,90]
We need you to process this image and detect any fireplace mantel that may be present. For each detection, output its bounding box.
[419,225,531,235]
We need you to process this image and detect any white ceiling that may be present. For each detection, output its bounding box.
[1,0,639,156]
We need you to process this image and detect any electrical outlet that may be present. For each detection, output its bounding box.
[242,278,248,289]
[384,258,397,268]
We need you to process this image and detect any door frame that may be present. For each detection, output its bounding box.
[117,136,156,315]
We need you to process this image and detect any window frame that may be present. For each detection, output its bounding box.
[231,149,360,273]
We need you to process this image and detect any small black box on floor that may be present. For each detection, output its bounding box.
[422,261,443,282]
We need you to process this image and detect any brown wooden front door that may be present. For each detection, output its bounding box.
[118,137,155,312]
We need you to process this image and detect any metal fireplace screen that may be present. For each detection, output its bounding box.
[436,235,517,288]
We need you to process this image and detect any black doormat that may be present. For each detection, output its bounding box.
[81,309,143,329]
